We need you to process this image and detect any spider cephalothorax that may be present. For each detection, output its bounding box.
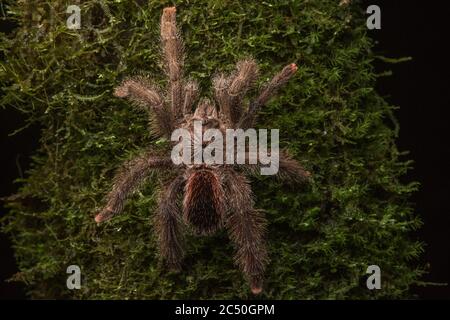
[95,6,311,295]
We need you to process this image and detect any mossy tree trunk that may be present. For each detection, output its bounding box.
[1,0,423,299]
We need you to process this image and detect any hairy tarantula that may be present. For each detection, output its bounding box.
[95,7,310,295]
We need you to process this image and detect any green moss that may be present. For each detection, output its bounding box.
[1,0,423,299]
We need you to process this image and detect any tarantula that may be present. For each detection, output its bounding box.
[95,6,310,295]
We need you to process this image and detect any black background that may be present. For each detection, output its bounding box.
[1,1,449,299]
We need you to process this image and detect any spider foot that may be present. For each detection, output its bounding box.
[250,277,263,295]
[94,207,115,223]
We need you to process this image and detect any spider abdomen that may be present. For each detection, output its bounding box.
[183,168,225,235]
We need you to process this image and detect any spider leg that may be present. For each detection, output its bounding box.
[95,152,173,223]
[182,79,199,115]
[114,76,173,137]
[239,63,298,128]
[241,150,311,183]
[223,169,268,295]
[274,151,311,182]
[160,7,185,119]
[213,58,259,126]
[154,175,185,269]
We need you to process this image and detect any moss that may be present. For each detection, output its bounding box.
[1,0,423,299]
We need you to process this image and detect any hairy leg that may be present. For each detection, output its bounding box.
[213,58,259,126]
[95,152,173,223]
[154,175,186,269]
[161,7,184,118]
[114,76,173,137]
[239,63,298,128]
[223,169,268,294]
[241,150,311,183]
[161,7,201,119]
[182,79,199,115]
